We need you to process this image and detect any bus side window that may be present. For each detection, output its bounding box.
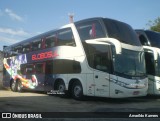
[52,59,81,74]
[45,61,53,74]
[35,63,44,74]
[26,64,34,75]
[87,44,111,73]
[22,43,31,53]
[76,20,106,41]
[32,39,42,51]
[145,52,155,75]
[20,64,26,75]
[13,45,22,54]
[45,34,56,48]
[57,28,76,46]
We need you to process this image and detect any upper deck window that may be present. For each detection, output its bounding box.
[13,45,22,55]
[22,43,30,53]
[32,39,42,51]
[45,28,76,48]
[57,28,76,46]
[45,34,56,48]
[76,20,106,41]
[104,19,141,46]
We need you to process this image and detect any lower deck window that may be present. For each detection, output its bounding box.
[45,59,81,74]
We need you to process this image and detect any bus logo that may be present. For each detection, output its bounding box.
[32,51,59,61]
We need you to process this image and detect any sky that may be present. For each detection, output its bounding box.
[0,0,159,50]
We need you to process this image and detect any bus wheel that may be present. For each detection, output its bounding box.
[72,81,83,100]
[11,80,17,92]
[57,81,66,96]
[17,81,23,92]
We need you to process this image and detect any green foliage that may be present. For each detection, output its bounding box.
[147,17,160,32]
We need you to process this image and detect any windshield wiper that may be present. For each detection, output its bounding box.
[135,72,146,76]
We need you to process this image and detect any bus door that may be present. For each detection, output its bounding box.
[44,61,55,91]
[93,45,111,97]
[34,63,46,91]
[94,70,110,97]
[144,51,156,94]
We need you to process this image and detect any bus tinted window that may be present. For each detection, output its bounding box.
[22,43,30,53]
[32,39,42,51]
[35,63,44,74]
[45,61,53,74]
[45,34,56,48]
[76,20,106,41]
[53,59,81,74]
[104,19,141,46]
[145,31,160,48]
[13,45,22,54]
[145,52,155,75]
[26,64,34,74]
[57,28,76,46]
[86,44,111,72]
[45,60,81,74]
[20,64,26,75]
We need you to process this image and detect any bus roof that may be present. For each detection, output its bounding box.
[4,17,130,50]
[4,28,58,50]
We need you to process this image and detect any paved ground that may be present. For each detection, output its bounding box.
[0,89,158,112]
[1,72,160,120]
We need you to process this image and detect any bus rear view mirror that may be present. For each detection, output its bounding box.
[85,38,122,54]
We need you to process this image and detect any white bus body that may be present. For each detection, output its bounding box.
[3,18,148,100]
[136,30,160,95]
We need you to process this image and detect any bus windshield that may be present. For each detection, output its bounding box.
[103,18,141,46]
[113,49,146,78]
[145,31,160,48]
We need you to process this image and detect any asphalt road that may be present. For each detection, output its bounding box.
[1,89,160,121]
[1,72,160,120]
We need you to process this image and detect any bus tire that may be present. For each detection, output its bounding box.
[16,80,23,92]
[57,80,66,97]
[10,80,17,92]
[72,81,83,100]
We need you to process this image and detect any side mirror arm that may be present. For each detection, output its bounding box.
[85,38,122,54]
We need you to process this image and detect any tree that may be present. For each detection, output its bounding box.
[147,17,160,32]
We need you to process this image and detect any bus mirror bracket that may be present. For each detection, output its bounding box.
[143,46,158,61]
[85,38,122,54]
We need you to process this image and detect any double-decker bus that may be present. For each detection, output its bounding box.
[3,17,148,100]
[136,30,160,95]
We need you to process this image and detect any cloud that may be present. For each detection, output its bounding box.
[5,8,23,22]
[0,36,19,44]
[0,27,29,36]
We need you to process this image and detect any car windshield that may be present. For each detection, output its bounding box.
[145,31,160,48]
[113,48,146,78]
